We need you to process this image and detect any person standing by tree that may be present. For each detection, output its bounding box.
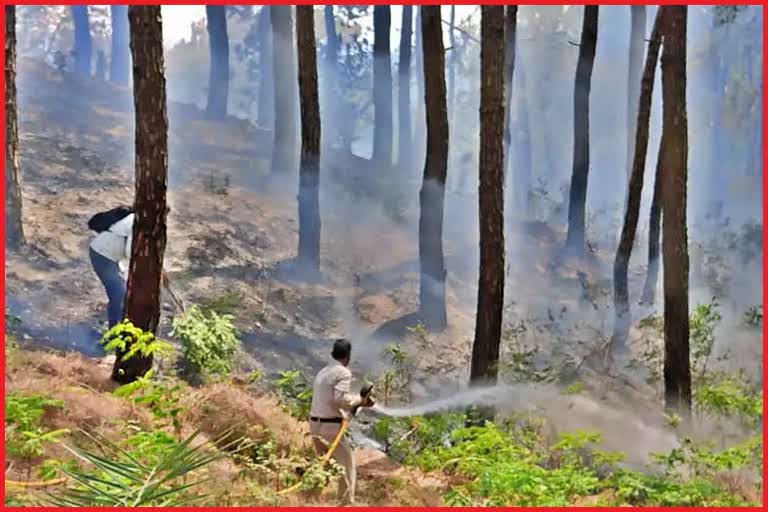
[112,5,170,384]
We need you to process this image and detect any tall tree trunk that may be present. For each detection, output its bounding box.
[625,6,646,187]
[109,5,130,85]
[296,6,321,271]
[470,6,505,416]
[418,6,448,331]
[373,6,393,170]
[612,10,663,351]
[641,140,663,305]
[515,56,532,216]
[660,5,691,417]
[565,6,599,252]
[71,5,92,76]
[708,11,727,215]
[413,7,426,167]
[397,6,413,169]
[205,5,229,120]
[270,6,298,175]
[5,5,25,250]
[447,6,457,135]
[503,6,517,188]
[324,5,339,65]
[113,5,169,384]
[257,7,274,128]
[95,49,106,80]
[323,5,339,148]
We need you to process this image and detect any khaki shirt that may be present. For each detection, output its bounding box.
[310,362,362,420]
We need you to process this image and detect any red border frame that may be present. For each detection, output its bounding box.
[0,1,765,510]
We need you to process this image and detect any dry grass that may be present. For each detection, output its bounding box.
[181,382,310,452]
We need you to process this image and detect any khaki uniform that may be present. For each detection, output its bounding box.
[309,362,362,504]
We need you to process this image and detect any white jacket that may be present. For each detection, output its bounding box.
[90,213,134,271]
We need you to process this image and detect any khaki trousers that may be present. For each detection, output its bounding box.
[309,420,356,504]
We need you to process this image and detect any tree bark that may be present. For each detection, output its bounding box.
[324,5,339,66]
[270,6,298,175]
[470,6,505,404]
[413,7,426,166]
[113,5,169,384]
[373,6,393,170]
[641,138,663,305]
[503,6,518,189]
[5,5,25,250]
[565,6,599,252]
[514,57,532,216]
[71,5,92,77]
[660,5,691,417]
[397,6,413,169]
[625,6,646,187]
[205,5,229,120]
[323,5,339,147]
[257,6,274,128]
[612,10,662,351]
[296,6,321,271]
[109,5,130,85]
[418,6,448,331]
[447,6,457,137]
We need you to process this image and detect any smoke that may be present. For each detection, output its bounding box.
[373,382,680,466]
[10,5,761,461]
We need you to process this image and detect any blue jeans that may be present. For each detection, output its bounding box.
[89,247,126,328]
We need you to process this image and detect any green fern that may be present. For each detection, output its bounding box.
[47,429,243,507]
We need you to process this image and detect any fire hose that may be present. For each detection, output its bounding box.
[276,383,374,497]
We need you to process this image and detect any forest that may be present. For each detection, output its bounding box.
[4,4,764,507]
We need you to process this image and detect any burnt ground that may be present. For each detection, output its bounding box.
[5,58,763,465]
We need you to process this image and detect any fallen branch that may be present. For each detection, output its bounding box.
[6,477,67,488]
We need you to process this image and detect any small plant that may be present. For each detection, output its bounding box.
[406,321,429,343]
[273,370,312,420]
[689,300,721,379]
[248,369,265,384]
[652,436,763,480]
[564,382,584,395]
[694,370,762,429]
[47,430,241,507]
[5,393,70,461]
[171,305,240,382]
[113,370,187,434]
[743,304,762,328]
[377,343,415,403]
[102,320,174,362]
[664,412,682,429]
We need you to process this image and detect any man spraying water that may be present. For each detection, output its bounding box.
[308,338,375,505]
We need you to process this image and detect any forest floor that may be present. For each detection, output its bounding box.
[4,59,763,506]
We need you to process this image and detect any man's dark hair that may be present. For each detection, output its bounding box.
[331,338,351,361]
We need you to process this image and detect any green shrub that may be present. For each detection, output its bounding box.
[113,370,187,433]
[101,320,174,362]
[273,370,312,420]
[171,305,240,382]
[5,392,70,459]
[371,411,759,507]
